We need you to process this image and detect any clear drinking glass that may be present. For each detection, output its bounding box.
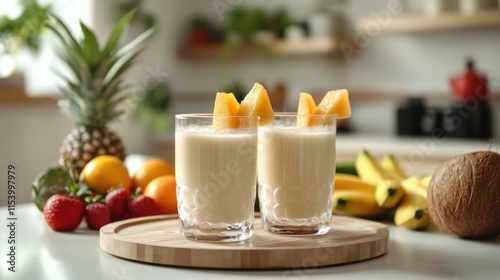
[175,114,259,242]
[258,113,336,235]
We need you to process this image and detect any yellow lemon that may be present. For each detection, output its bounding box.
[80,155,131,194]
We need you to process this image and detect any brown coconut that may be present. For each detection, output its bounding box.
[427,151,500,239]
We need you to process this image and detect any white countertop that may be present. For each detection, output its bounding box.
[336,134,494,159]
[1,204,499,280]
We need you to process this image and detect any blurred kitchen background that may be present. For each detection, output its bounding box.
[1,0,500,206]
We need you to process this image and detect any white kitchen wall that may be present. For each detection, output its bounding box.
[1,0,500,206]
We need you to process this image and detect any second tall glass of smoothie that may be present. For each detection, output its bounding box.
[258,113,336,235]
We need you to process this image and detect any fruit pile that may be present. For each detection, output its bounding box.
[33,156,177,232]
[334,150,432,230]
[28,11,179,232]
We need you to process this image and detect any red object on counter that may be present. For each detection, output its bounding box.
[450,60,489,101]
[189,27,210,45]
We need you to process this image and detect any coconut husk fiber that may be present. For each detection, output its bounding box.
[428,151,500,239]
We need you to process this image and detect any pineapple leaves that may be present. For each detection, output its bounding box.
[58,87,81,108]
[99,9,137,61]
[67,81,80,95]
[104,47,144,86]
[58,87,86,124]
[48,9,155,126]
[79,22,100,69]
[48,15,82,53]
[101,25,155,85]
[101,77,124,100]
[115,27,156,58]
[55,46,90,85]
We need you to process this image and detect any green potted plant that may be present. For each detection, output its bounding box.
[129,81,171,133]
[269,9,294,39]
[0,0,51,53]
[251,8,275,45]
[0,0,51,78]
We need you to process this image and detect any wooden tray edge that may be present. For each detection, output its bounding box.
[100,215,389,269]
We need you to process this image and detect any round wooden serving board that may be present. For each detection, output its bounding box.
[100,215,389,269]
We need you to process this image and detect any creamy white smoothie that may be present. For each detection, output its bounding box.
[258,124,336,234]
[176,128,257,226]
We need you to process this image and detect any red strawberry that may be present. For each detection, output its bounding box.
[127,195,160,218]
[43,194,85,231]
[85,202,111,230]
[105,188,131,221]
[122,212,130,220]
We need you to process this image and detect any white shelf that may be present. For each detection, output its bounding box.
[356,9,500,33]
[179,37,351,58]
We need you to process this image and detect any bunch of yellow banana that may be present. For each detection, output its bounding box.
[333,150,432,230]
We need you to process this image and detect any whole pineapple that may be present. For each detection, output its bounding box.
[49,10,155,175]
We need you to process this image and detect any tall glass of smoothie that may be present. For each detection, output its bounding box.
[175,114,259,242]
[258,113,336,235]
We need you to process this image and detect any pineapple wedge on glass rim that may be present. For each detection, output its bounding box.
[49,10,156,175]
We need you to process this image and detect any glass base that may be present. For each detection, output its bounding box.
[179,219,253,242]
[261,215,331,235]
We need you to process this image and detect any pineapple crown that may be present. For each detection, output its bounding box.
[48,9,156,127]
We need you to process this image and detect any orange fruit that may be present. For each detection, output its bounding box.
[213,92,240,130]
[143,175,177,214]
[296,92,317,128]
[131,159,174,192]
[80,155,131,194]
[237,82,275,126]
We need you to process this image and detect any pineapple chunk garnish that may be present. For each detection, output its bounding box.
[236,83,275,126]
[296,92,317,128]
[213,92,240,131]
[212,83,274,130]
[314,89,351,118]
[296,89,351,127]
[310,89,351,126]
